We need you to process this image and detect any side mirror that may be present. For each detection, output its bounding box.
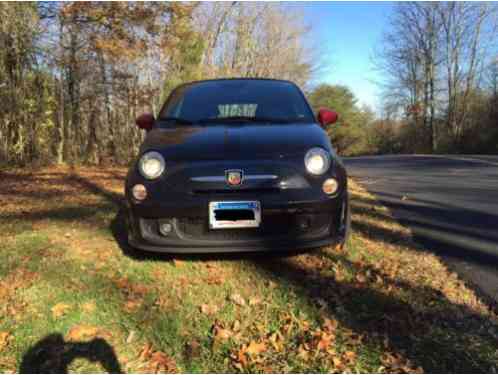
[135,113,155,131]
[317,108,338,128]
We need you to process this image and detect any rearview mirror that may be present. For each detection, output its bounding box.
[135,113,155,131]
[317,108,338,128]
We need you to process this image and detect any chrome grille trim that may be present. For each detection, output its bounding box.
[191,174,278,182]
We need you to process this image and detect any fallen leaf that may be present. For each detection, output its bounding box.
[126,330,136,344]
[248,297,262,306]
[245,340,266,356]
[317,332,334,351]
[200,303,218,315]
[131,283,150,295]
[233,348,248,368]
[344,350,357,362]
[322,317,338,332]
[172,259,185,267]
[115,277,130,289]
[51,302,71,319]
[149,351,176,373]
[124,299,142,312]
[205,275,225,285]
[0,332,10,351]
[232,320,241,332]
[215,328,232,341]
[297,344,310,361]
[230,293,246,306]
[139,343,153,361]
[82,300,96,313]
[269,332,284,352]
[184,339,201,360]
[333,357,344,369]
[212,320,232,342]
[66,324,100,341]
[356,273,367,283]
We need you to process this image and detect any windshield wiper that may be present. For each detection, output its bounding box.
[157,116,194,125]
[198,116,295,124]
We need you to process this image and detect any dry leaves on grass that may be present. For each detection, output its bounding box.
[51,302,71,319]
[232,340,267,370]
[139,343,177,373]
[381,352,424,373]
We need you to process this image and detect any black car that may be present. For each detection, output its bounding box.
[125,78,350,253]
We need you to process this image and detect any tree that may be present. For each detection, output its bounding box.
[194,3,314,88]
[308,84,374,156]
[375,1,498,154]
[0,2,319,167]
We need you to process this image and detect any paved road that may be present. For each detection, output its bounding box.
[344,155,498,306]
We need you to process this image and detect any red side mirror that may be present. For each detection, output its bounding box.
[317,108,338,127]
[135,113,155,131]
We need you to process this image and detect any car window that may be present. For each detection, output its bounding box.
[158,80,314,123]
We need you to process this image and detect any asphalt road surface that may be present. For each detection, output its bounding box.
[344,155,498,307]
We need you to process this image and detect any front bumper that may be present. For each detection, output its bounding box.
[126,193,348,253]
[125,156,348,253]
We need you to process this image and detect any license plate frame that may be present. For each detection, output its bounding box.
[209,201,261,229]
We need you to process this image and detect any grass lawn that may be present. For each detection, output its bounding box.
[0,166,497,373]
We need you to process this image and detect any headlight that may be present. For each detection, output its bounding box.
[138,151,165,180]
[304,148,331,175]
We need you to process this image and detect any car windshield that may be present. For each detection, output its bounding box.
[158,80,315,124]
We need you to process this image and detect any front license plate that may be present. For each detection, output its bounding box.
[209,201,261,229]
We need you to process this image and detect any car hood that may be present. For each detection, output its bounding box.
[140,123,332,161]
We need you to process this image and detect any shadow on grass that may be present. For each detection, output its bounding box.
[19,334,122,373]
[250,250,498,372]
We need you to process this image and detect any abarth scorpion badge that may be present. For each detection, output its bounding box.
[226,170,243,186]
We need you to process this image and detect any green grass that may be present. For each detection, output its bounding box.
[0,166,497,373]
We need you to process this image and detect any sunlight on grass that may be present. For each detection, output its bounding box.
[0,167,497,373]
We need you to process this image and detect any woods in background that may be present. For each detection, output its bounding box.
[375,2,498,154]
[0,2,314,166]
[1,2,497,167]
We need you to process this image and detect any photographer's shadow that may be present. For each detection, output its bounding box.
[20,334,122,374]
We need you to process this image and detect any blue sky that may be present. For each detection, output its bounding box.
[298,2,394,111]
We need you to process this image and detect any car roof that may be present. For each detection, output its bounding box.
[175,78,299,90]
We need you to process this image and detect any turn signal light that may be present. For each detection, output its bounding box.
[132,184,147,201]
[322,178,339,195]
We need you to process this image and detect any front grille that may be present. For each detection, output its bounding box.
[176,214,331,242]
[192,188,280,195]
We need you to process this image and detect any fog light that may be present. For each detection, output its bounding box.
[158,221,173,236]
[132,184,147,200]
[323,178,339,195]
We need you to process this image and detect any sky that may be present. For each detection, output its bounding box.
[298,1,395,112]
